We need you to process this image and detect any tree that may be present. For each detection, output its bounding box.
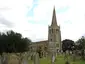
[62,39,75,61]
[76,36,85,59]
[0,30,31,54]
[62,39,75,54]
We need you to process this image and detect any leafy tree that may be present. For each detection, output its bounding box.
[0,30,31,54]
[76,36,85,59]
[62,39,75,53]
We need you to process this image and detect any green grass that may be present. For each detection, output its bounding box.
[29,54,85,64]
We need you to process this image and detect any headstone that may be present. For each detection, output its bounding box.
[51,53,56,64]
[2,53,8,64]
[52,55,55,63]
[22,58,28,64]
[33,52,40,64]
[22,52,28,64]
[8,54,20,64]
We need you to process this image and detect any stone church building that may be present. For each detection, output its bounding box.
[30,7,62,57]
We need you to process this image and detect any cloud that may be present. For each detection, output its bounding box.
[0,17,14,28]
[0,7,11,11]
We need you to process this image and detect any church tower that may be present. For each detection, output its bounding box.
[48,7,61,51]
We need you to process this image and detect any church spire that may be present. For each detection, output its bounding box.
[51,7,57,26]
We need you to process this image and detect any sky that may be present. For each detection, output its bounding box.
[0,0,85,42]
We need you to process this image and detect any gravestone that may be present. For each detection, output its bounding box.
[2,53,8,64]
[51,52,56,64]
[52,55,55,64]
[8,53,20,64]
[22,59,28,64]
[72,50,76,61]
[33,52,40,64]
[22,52,28,64]
[22,57,28,64]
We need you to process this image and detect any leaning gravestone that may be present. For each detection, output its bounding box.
[33,52,40,64]
[7,53,20,64]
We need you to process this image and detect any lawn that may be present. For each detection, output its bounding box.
[29,54,85,64]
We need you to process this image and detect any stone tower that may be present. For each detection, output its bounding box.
[48,7,61,52]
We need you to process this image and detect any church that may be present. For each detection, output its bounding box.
[29,7,62,57]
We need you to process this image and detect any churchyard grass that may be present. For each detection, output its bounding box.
[29,60,32,64]
[29,54,85,64]
[40,54,85,64]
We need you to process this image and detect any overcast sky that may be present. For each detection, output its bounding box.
[0,0,85,42]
